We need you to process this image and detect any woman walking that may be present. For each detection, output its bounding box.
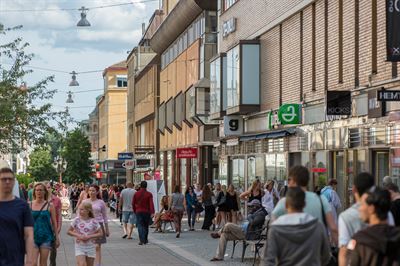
[215,185,229,228]
[201,185,215,230]
[83,185,109,266]
[68,201,103,266]
[30,182,60,266]
[226,184,240,224]
[170,185,185,238]
[185,186,198,231]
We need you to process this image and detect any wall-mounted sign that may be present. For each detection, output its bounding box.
[326,91,351,116]
[377,89,400,101]
[134,147,154,155]
[368,89,386,118]
[118,152,133,160]
[113,161,125,169]
[96,171,102,179]
[122,160,135,170]
[223,116,244,136]
[222,17,236,38]
[312,168,327,173]
[278,104,302,124]
[135,158,152,169]
[176,148,198,159]
[387,0,400,61]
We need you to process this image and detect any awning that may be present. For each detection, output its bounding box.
[239,128,296,142]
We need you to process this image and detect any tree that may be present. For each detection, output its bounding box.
[28,146,58,181]
[0,24,58,154]
[16,173,34,187]
[62,129,92,184]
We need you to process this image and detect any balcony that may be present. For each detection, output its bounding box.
[226,41,260,115]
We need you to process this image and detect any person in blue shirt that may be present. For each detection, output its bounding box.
[185,186,198,231]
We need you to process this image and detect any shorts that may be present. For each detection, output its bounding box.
[122,211,136,224]
[94,222,107,245]
[34,241,52,250]
[75,244,96,258]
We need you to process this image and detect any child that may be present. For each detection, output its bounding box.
[68,202,102,266]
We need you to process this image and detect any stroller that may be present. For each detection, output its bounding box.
[61,196,72,219]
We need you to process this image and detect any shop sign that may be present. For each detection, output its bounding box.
[118,152,133,160]
[278,104,302,124]
[222,17,236,38]
[134,147,154,155]
[122,160,135,170]
[135,158,152,169]
[176,148,198,159]
[114,161,124,169]
[96,171,102,179]
[377,89,400,101]
[312,168,327,173]
[368,89,386,118]
[326,91,352,116]
[387,0,400,61]
[223,116,244,136]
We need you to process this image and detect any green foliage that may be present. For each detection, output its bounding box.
[62,129,92,184]
[0,24,59,154]
[28,146,58,181]
[16,173,34,187]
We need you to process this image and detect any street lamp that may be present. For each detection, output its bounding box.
[66,91,74,103]
[77,7,91,27]
[69,71,79,86]
[53,156,67,184]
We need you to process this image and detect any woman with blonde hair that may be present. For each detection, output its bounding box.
[30,182,60,266]
[240,179,263,202]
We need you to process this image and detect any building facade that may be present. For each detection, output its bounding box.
[211,0,400,208]
[97,61,128,184]
[151,0,219,194]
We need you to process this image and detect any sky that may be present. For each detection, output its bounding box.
[0,0,159,126]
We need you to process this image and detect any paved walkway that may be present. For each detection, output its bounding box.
[56,215,259,266]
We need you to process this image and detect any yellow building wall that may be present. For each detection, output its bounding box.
[135,65,157,121]
[159,40,200,150]
[107,90,127,159]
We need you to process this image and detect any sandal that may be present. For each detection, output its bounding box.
[210,258,223,261]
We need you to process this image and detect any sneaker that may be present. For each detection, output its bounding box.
[210,258,223,261]
[138,242,144,245]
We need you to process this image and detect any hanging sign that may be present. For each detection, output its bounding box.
[387,0,400,61]
[278,104,302,124]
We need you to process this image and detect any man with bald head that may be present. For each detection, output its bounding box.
[120,182,136,239]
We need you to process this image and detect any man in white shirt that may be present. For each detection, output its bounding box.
[119,182,136,239]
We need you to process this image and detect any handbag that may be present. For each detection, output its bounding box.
[195,202,204,213]
[217,192,226,206]
[319,196,338,266]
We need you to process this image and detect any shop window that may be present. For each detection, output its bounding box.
[185,84,218,126]
[226,41,260,115]
[391,148,400,186]
[224,0,238,11]
[165,98,174,133]
[210,55,227,119]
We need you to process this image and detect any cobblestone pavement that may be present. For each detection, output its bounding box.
[56,215,260,266]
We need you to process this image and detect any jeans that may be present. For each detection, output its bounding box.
[136,212,151,243]
[187,207,196,227]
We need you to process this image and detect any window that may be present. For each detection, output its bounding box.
[158,103,166,134]
[224,0,238,11]
[210,58,220,115]
[174,93,184,130]
[226,45,240,108]
[116,76,127,87]
[166,98,174,133]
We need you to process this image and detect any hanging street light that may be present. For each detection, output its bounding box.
[77,6,91,27]
[69,71,79,86]
[19,82,28,92]
[66,91,74,103]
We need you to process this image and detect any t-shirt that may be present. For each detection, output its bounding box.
[272,191,332,224]
[82,199,108,224]
[391,199,400,227]
[71,217,100,247]
[120,188,136,212]
[0,197,34,266]
[28,189,33,202]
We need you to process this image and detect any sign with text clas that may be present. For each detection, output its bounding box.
[326,91,351,116]
[223,116,244,136]
[176,148,198,159]
[387,0,400,61]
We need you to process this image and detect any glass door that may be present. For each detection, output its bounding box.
[332,151,345,207]
[374,151,389,186]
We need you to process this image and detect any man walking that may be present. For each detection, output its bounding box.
[321,179,342,223]
[265,187,330,266]
[272,166,338,244]
[120,182,136,239]
[338,172,396,266]
[0,160,34,266]
[385,182,400,226]
[132,181,154,245]
[347,188,400,265]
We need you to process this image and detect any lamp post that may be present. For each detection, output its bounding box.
[53,156,67,184]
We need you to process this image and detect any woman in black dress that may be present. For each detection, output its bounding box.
[216,185,229,228]
[226,184,240,224]
[201,185,216,230]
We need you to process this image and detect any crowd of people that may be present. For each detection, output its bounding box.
[1,155,400,266]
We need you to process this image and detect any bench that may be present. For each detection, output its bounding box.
[231,220,270,266]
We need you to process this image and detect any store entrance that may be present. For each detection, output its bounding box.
[331,151,345,207]
[372,150,389,186]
